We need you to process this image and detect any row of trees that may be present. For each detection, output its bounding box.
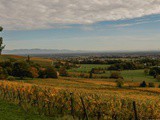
[54,61,79,69]
[72,59,123,65]
[0,60,58,79]
[108,62,144,70]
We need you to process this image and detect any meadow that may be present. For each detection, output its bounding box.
[69,64,156,82]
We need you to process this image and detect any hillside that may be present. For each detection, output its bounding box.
[0,55,53,67]
[0,54,160,119]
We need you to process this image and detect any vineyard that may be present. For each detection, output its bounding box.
[0,79,160,120]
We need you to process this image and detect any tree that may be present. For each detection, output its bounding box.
[45,66,58,78]
[0,26,3,31]
[38,68,47,78]
[30,67,39,78]
[0,26,5,55]
[148,82,155,88]
[0,67,8,79]
[89,68,94,78]
[12,61,32,79]
[0,61,13,76]
[59,67,68,76]
[110,71,123,79]
[116,79,124,88]
[26,55,31,62]
[156,75,160,82]
[140,81,147,87]
[149,67,160,77]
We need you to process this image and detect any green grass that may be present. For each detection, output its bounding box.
[68,64,110,72]
[0,98,75,120]
[121,70,156,82]
[69,64,156,82]
[104,70,156,82]
[0,99,54,120]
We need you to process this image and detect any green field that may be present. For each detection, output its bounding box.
[104,70,155,82]
[0,99,55,120]
[69,64,156,82]
[68,64,110,72]
[121,70,156,82]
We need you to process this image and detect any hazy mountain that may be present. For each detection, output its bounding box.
[3,49,90,54]
[3,49,160,55]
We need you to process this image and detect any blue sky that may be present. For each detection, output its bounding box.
[1,0,160,51]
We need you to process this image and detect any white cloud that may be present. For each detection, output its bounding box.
[0,0,160,30]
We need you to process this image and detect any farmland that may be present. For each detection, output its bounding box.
[0,55,53,67]
[0,55,160,119]
[0,78,160,119]
[69,64,156,82]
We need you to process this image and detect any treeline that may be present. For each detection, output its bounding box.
[108,62,144,70]
[54,61,79,69]
[137,58,160,66]
[0,59,58,80]
[71,59,123,64]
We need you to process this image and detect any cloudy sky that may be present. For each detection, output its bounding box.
[1,0,160,51]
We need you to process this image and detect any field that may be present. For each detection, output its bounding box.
[0,55,160,119]
[0,99,54,120]
[68,64,110,72]
[69,64,156,82]
[0,77,159,119]
[0,55,53,67]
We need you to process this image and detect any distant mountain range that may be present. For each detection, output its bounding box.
[3,49,160,55]
[3,49,90,54]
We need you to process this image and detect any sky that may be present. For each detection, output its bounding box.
[1,0,160,51]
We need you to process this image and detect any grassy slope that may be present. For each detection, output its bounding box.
[0,99,54,120]
[0,55,53,67]
[1,80,160,119]
[19,78,160,105]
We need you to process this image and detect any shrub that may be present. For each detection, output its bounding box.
[140,81,147,87]
[149,67,160,77]
[45,67,58,78]
[156,75,160,82]
[0,67,8,79]
[30,67,39,78]
[110,72,123,79]
[148,82,155,88]
[89,68,95,78]
[38,68,47,78]
[59,67,68,77]
[12,61,32,79]
[116,79,124,88]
